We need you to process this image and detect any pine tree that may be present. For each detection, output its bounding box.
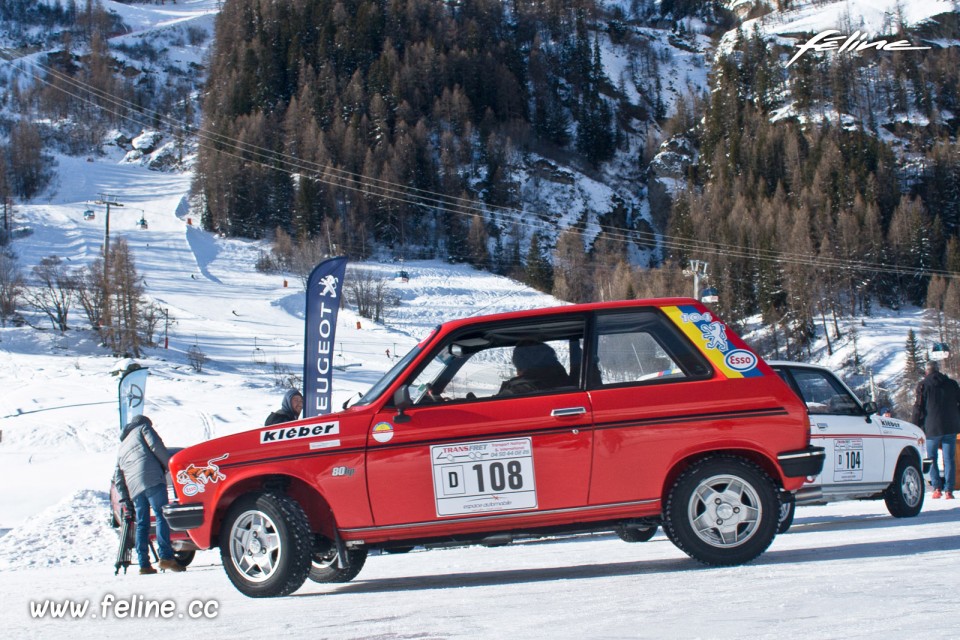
[525,232,553,293]
[898,329,925,414]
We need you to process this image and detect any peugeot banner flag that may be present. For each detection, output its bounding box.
[118,365,149,432]
[304,256,348,418]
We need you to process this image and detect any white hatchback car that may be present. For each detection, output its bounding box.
[770,362,931,532]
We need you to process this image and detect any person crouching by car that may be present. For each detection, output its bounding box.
[265,388,303,426]
[113,415,184,574]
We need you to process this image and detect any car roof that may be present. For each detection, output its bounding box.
[437,297,703,333]
[766,361,831,372]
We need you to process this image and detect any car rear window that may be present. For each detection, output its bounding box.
[589,310,712,388]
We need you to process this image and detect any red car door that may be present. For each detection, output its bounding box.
[365,319,593,527]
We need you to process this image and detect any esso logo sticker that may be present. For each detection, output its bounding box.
[724,349,758,372]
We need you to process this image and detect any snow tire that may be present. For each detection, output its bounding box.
[220,492,312,598]
[663,456,779,566]
[884,455,924,518]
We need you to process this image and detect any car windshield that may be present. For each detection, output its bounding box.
[787,368,863,416]
[353,344,423,407]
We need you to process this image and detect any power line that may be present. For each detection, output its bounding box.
[4,47,960,281]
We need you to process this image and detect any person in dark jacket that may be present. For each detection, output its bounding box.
[265,388,303,426]
[497,341,571,396]
[912,361,960,499]
[113,415,184,574]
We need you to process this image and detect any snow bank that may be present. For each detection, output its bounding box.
[0,491,117,572]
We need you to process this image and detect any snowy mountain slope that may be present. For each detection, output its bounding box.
[0,150,568,531]
[732,0,955,40]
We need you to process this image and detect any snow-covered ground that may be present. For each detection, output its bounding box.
[1,498,958,639]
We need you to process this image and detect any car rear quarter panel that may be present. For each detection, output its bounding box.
[588,375,811,506]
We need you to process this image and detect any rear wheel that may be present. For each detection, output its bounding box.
[173,550,196,568]
[884,456,924,518]
[220,492,312,598]
[777,499,796,534]
[615,525,658,543]
[308,538,367,584]
[663,456,779,566]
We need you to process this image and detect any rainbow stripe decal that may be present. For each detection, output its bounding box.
[662,305,763,379]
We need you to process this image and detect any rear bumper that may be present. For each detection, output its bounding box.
[162,502,205,532]
[778,445,826,478]
[923,458,933,474]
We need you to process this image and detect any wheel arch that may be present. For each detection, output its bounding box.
[212,474,336,547]
[893,444,922,472]
[661,448,784,506]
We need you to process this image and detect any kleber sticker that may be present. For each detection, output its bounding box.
[372,422,394,443]
[177,454,228,497]
[662,305,763,379]
[261,421,339,444]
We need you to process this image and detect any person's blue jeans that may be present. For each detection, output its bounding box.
[926,434,957,493]
[134,484,174,567]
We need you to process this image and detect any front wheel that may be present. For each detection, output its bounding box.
[663,456,779,566]
[884,456,925,518]
[220,492,312,598]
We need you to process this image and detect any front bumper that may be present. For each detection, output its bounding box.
[922,458,933,474]
[162,502,205,532]
[778,445,826,478]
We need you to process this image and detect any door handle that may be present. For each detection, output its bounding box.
[551,406,587,417]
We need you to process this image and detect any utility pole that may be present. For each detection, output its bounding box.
[163,307,170,349]
[94,193,123,261]
[94,194,123,349]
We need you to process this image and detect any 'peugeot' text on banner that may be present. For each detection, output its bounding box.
[304,257,348,418]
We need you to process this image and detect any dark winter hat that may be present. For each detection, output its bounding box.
[512,341,558,372]
[281,388,303,415]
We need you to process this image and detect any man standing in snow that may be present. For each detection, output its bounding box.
[912,361,959,499]
[114,415,184,574]
[265,388,303,426]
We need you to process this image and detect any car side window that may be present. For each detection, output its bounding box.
[406,319,585,404]
[790,369,862,416]
[591,310,711,387]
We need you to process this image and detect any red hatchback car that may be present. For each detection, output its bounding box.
[164,298,823,597]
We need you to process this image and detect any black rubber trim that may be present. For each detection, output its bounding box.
[162,503,205,531]
[777,445,826,477]
[593,407,789,432]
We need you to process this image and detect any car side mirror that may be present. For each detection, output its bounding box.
[862,401,878,421]
[393,386,412,424]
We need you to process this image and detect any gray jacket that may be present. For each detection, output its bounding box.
[113,416,170,502]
